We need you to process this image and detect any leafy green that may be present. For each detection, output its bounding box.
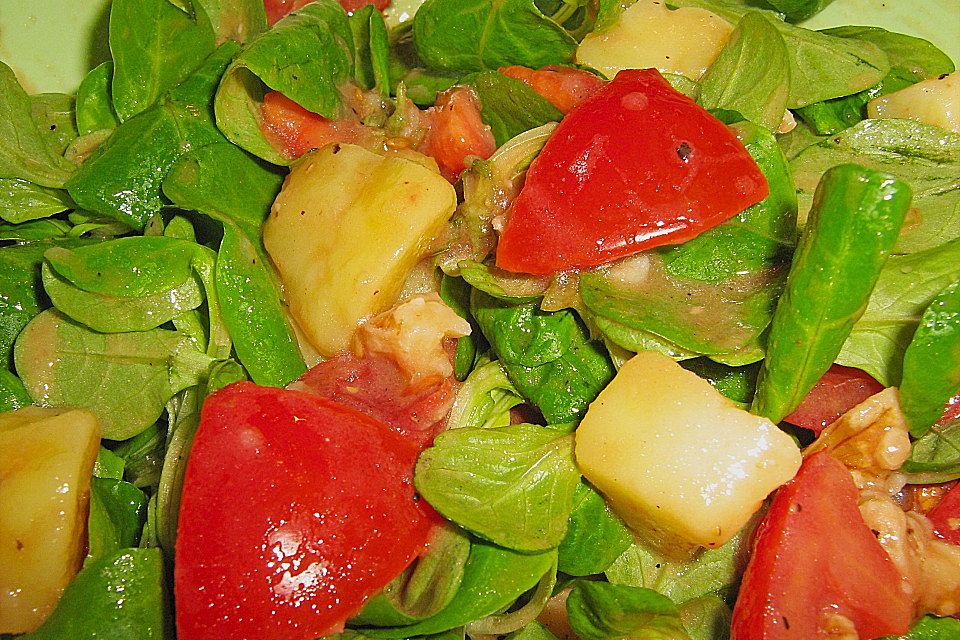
[86,478,148,565]
[350,5,392,96]
[558,481,633,576]
[0,178,73,224]
[753,164,911,423]
[412,0,578,73]
[214,0,355,164]
[163,142,306,386]
[763,0,835,22]
[42,262,205,334]
[899,281,960,435]
[22,548,169,640]
[13,310,211,440]
[680,358,760,405]
[794,67,917,135]
[582,254,779,359]
[790,119,960,254]
[605,526,752,606]
[359,543,556,638]
[354,524,471,625]
[472,292,615,424]
[668,0,889,107]
[415,424,579,551]
[194,0,267,44]
[698,11,790,131]
[901,420,960,484]
[0,62,76,188]
[837,238,960,386]
[30,93,79,157]
[822,26,956,79]
[446,359,523,430]
[76,62,120,135]
[66,43,239,228]
[882,615,960,640]
[465,71,564,147]
[0,368,31,412]
[565,581,688,640]
[659,122,797,284]
[109,0,216,121]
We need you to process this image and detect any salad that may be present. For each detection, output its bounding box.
[1,0,959,638]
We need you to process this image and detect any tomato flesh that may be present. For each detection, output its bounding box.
[294,352,456,450]
[259,91,364,160]
[422,87,496,183]
[731,452,912,639]
[928,482,960,545]
[175,382,439,640]
[499,65,605,114]
[265,0,390,25]
[783,364,885,434]
[495,68,769,275]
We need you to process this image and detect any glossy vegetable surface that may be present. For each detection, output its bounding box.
[175,382,439,639]
[495,68,769,274]
[731,452,913,639]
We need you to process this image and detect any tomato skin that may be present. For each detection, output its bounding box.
[499,65,605,114]
[783,364,885,434]
[259,91,365,159]
[731,452,913,640]
[495,68,769,275]
[928,482,960,545]
[265,0,390,25]
[175,382,440,640]
[294,352,456,450]
[421,87,496,183]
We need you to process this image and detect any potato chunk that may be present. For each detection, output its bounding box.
[868,71,960,133]
[576,0,733,81]
[575,351,800,554]
[0,407,100,633]
[264,144,457,356]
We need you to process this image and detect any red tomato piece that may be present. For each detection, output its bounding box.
[175,382,440,640]
[783,364,885,434]
[731,452,913,639]
[499,65,605,114]
[421,87,496,183]
[265,0,390,25]
[259,91,365,160]
[928,482,960,545]
[495,68,769,275]
[293,352,456,450]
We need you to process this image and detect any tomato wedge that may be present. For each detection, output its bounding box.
[260,91,365,160]
[499,65,605,113]
[421,87,496,183]
[294,352,456,450]
[731,452,912,639]
[175,382,440,640]
[928,482,960,545]
[783,364,885,434]
[495,68,768,274]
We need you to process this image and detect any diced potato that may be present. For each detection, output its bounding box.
[263,144,457,356]
[0,407,100,633]
[576,0,734,81]
[868,71,960,133]
[575,351,801,554]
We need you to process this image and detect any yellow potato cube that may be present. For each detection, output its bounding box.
[868,71,960,133]
[575,351,800,554]
[263,144,457,356]
[0,407,100,633]
[576,0,734,81]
